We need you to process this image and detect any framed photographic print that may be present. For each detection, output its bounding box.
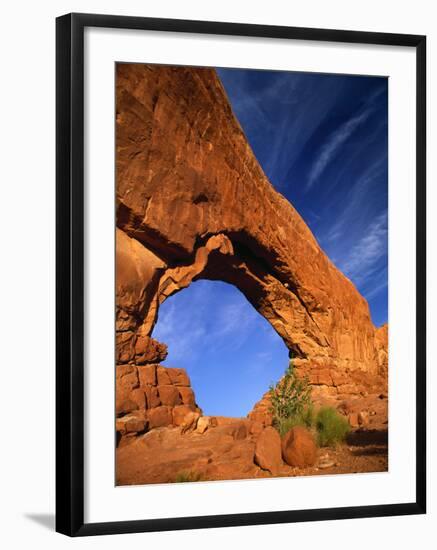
[56,12,426,536]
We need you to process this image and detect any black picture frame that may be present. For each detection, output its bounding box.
[56,12,426,537]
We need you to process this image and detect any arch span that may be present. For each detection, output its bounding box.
[115,63,388,398]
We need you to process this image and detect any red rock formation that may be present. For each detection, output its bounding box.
[254,426,283,475]
[375,323,389,379]
[115,63,388,407]
[282,426,317,468]
[115,359,200,445]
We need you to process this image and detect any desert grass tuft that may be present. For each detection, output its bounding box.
[315,406,350,447]
[172,471,204,483]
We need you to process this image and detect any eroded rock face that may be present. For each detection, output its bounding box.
[375,324,388,379]
[115,63,388,406]
[115,362,201,445]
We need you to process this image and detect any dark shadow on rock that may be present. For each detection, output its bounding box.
[346,429,388,447]
[351,446,388,457]
[25,513,55,531]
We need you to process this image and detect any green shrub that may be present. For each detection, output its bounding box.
[172,471,203,483]
[275,403,315,437]
[315,406,350,447]
[300,402,315,428]
[269,356,312,436]
[269,360,350,447]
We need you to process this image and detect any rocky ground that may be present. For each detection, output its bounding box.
[116,393,388,486]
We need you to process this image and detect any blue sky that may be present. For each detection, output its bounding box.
[152,280,289,417]
[217,68,388,326]
[152,68,388,417]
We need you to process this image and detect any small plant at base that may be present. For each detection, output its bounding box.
[275,403,315,437]
[172,471,203,483]
[269,355,312,437]
[315,406,350,447]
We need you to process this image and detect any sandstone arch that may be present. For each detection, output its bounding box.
[115,63,388,397]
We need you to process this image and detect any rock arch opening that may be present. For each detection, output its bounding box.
[115,64,389,432]
[151,280,289,417]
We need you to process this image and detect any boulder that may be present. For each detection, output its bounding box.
[116,364,138,391]
[248,396,273,427]
[249,421,264,436]
[135,335,168,364]
[147,406,173,428]
[158,385,181,407]
[167,368,191,387]
[254,426,282,475]
[282,426,317,468]
[196,416,212,434]
[116,413,147,435]
[348,412,360,428]
[172,405,196,426]
[178,387,195,406]
[129,388,146,410]
[117,433,138,449]
[337,399,359,416]
[115,365,139,412]
[116,331,136,363]
[180,411,201,434]
[116,399,138,417]
[358,410,369,427]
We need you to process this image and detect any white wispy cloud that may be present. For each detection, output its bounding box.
[215,300,256,341]
[320,155,387,246]
[362,276,388,301]
[306,85,387,192]
[339,211,388,282]
[227,72,300,112]
[306,108,373,190]
[152,300,206,362]
[218,70,310,188]
[152,282,264,365]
